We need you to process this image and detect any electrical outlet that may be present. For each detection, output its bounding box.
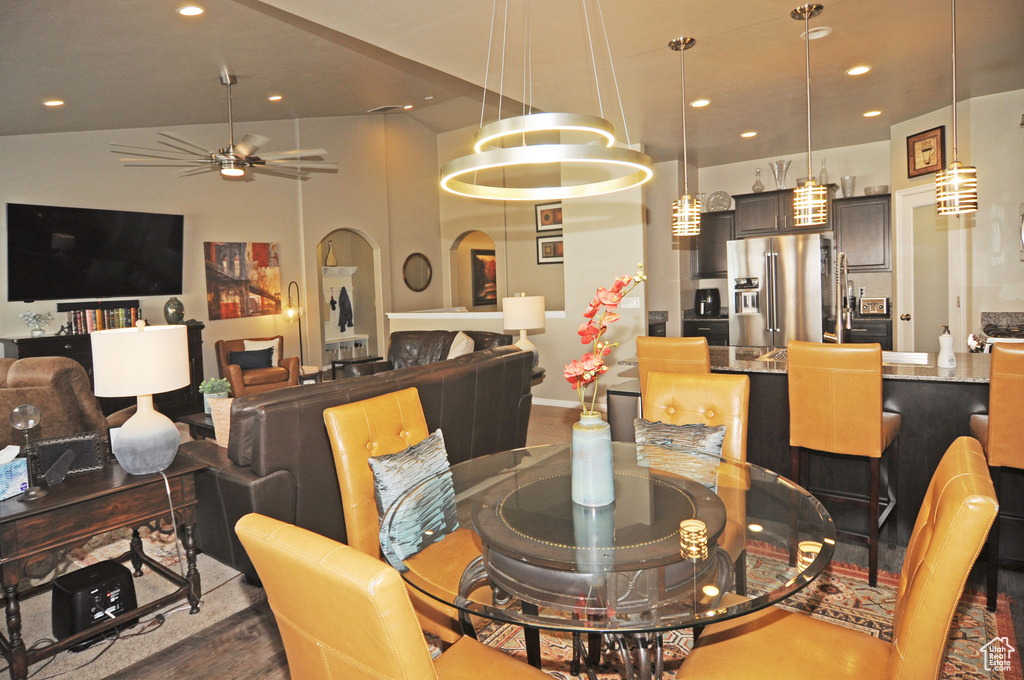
[859,286,866,299]
[620,296,640,309]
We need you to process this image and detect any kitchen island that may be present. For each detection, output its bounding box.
[608,347,1000,546]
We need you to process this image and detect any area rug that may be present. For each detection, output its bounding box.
[1,527,266,680]
[476,545,1021,680]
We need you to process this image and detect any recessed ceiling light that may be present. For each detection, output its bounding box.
[863,110,882,117]
[403,105,414,110]
[424,96,434,101]
[44,100,64,107]
[802,26,832,40]
[690,99,710,108]
[177,6,204,16]
[268,95,282,101]
[741,131,757,138]
[846,65,871,76]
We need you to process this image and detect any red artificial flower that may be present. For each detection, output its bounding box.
[580,352,604,373]
[578,321,600,344]
[583,297,602,319]
[599,312,620,328]
[596,287,622,308]
[611,275,632,293]
[564,360,586,389]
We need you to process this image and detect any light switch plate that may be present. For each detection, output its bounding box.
[620,296,640,309]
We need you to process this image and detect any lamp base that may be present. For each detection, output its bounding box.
[515,330,540,369]
[111,400,179,475]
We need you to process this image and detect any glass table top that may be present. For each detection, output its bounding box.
[383,441,835,634]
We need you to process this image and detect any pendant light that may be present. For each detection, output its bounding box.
[670,37,700,236]
[935,0,977,215]
[440,0,653,201]
[791,4,827,227]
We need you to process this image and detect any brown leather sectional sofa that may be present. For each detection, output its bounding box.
[182,346,533,582]
[343,330,512,377]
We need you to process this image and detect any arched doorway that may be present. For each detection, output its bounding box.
[450,230,498,310]
[316,229,383,366]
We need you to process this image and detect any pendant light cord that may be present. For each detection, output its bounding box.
[679,47,689,194]
[580,0,605,121]
[804,11,813,180]
[949,0,958,162]
[480,0,499,128]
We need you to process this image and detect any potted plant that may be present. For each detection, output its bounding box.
[199,377,231,414]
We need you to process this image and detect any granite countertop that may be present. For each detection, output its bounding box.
[682,309,729,320]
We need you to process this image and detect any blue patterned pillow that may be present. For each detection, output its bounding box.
[633,418,726,456]
[368,429,458,569]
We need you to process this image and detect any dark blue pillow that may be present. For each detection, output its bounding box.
[229,347,273,369]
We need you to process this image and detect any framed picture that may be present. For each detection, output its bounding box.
[27,430,107,485]
[536,235,564,265]
[906,126,945,178]
[470,249,497,306]
[535,202,563,232]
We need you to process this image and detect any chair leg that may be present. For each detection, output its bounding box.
[789,445,802,567]
[887,436,899,548]
[521,601,542,668]
[987,466,1002,612]
[734,550,747,596]
[868,457,880,587]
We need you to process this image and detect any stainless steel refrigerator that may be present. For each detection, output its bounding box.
[727,233,834,347]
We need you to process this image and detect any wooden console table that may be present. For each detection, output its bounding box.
[0,454,205,680]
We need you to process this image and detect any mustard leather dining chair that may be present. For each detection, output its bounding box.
[643,370,750,592]
[323,387,484,645]
[969,343,1024,610]
[787,340,901,586]
[636,336,710,401]
[676,436,997,680]
[236,513,550,680]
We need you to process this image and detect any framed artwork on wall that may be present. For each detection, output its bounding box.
[536,235,564,265]
[470,249,497,306]
[203,241,282,319]
[535,202,563,232]
[906,126,945,178]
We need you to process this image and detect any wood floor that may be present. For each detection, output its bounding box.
[113,404,1023,679]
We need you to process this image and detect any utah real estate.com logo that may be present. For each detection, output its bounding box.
[981,636,1016,673]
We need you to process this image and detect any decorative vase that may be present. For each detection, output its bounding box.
[203,392,229,414]
[30,327,45,337]
[571,411,614,507]
[768,159,791,190]
[163,297,184,324]
[324,240,338,267]
[818,159,829,187]
[752,168,764,193]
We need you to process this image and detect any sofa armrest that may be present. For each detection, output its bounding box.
[344,360,394,378]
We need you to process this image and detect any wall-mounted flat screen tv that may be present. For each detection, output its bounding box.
[7,203,184,302]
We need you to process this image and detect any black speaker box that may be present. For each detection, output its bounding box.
[52,560,137,643]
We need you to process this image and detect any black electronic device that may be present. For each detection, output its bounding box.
[6,202,184,302]
[52,561,138,648]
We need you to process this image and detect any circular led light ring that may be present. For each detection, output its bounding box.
[473,113,616,153]
[441,144,653,201]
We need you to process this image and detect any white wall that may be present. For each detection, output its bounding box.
[646,160,686,336]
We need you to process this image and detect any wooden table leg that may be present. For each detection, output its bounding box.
[130,528,144,577]
[182,523,202,614]
[520,601,542,669]
[4,582,26,680]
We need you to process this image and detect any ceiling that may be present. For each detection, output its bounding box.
[3,0,1022,167]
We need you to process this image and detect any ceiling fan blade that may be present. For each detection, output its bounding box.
[257,148,330,160]
[234,133,271,158]
[119,160,209,167]
[263,160,338,168]
[179,166,219,177]
[117,152,208,161]
[110,142,196,156]
[249,165,311,181]
[157,132,214,156]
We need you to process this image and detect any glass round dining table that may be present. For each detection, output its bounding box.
[382,442,835,679]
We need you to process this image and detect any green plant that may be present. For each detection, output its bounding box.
[199,377,230,394]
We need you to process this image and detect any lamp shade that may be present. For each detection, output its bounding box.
[502,295,546,331]
[91,324,189,397]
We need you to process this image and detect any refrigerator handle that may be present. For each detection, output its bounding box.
[770,252,780,332]
[764,252,774,331]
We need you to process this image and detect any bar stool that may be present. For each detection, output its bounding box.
[969,343,1024,611]
[787,341,901,586]
[636,336,710,401]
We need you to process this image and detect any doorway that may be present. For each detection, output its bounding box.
[450,231,498,311]
[316,229,384,366]
[894,185,966,351]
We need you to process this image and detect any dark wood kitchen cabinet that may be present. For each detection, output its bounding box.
[734,186,836,237]
[844,318,892,350]
[691,211,734,279]
[683,319,729,346]
[834,194,891,272]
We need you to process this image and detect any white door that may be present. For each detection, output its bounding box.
[894,185,966,352]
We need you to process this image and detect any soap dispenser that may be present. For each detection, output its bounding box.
[938,326,957,368]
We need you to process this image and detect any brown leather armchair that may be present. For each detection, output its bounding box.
[323,387,486,645]
[676,436,996,680]
[214,336,298,397]
[235,513,549,680]
[0,356,128,446]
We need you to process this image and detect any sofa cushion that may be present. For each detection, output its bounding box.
[244,338,280,367]
[231,348,274,370]
[242,366,291,386]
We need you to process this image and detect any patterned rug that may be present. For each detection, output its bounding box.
[475,546,1021,679]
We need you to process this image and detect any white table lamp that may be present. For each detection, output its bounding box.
[503,294,545,368]
[91,322,189,474]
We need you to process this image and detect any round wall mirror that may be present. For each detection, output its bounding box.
[403,253,432,292]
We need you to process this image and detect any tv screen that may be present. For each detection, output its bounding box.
[7,203,184,302]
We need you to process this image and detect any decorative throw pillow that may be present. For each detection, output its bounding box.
[229,348,273,369]
[446,331,475,359]
[243,339,279,367]
[634,418,726,456]
[368,429,458,569]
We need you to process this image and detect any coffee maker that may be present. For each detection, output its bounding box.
[695,288,721,317]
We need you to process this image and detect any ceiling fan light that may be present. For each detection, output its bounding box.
[672,195,701,236]
[936,161,977,215]
[220,162,245,177]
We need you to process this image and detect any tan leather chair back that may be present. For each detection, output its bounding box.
[788,341,885,457]
[323,387,430,558]
[888,436,996,680]
[985,344,1024,469]
[637,336,710,399]
[215,335,284,372]
[642,371,749,463]
[235,513,437,680]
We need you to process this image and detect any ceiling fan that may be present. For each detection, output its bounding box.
[111,73,337,181]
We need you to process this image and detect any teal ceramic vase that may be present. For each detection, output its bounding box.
[571,411,614,507]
